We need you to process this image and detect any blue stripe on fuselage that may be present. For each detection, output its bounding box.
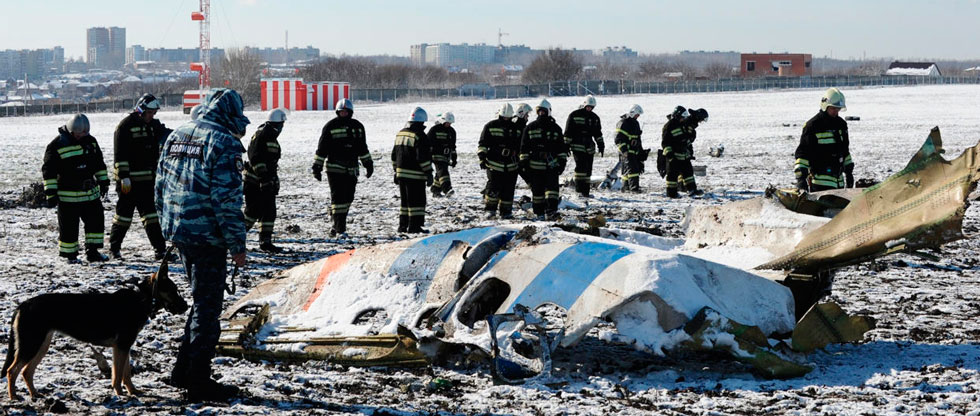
[506,242,632,312]
[387,227,512,280]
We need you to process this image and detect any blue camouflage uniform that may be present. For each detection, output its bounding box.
[155,88,249,388]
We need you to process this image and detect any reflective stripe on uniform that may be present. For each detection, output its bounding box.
[58,145,84,159]
[57,188,99,202]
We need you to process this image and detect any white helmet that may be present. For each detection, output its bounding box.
[515,103,533,118]
[628,104,643,118]
[189,104,204,120]
[410,107,428,123]
[535,99,552,116]
[497,103,515,118]
[267,108,288,123]
[436,111,455,124]
[66,113,90,134]
[335,98,354,114]
[582,94,597,109]
[820,87,846,112]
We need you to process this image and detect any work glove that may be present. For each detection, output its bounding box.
[845,172,855,188]
[478,153,487,169]
[425,173,434,187]
[311,165,322,181]
[450,153,458,168]
[364,161,374,179]
[393,173,399,185]
[119,178,132,195]
[518,158,530,171]
[641,148,651,162]
[557,158,567,172]
[99,181,109,198]
[596,141,605,157]
[47,196,58,208]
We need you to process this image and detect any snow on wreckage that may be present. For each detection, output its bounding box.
[218,127,980,383]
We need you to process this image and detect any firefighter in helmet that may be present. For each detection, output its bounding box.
[428,112,458,197]
[615,104,647,192]
[479,103,522,218]
[794,87,854,192]
[519,99,568,219]
[661,105,708,197]
[243,108,288,252]
[109,93,172,260]
[564,94,604,197]
[312,99,374,236]
[392,107,432,233]
[42,114,111,263]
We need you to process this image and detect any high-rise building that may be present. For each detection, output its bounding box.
[109,27,126,68]
[126,44,145,65]
[86,27,125,68]
[86,27,109,68]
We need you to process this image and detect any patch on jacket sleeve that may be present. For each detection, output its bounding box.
[235,155,244,171]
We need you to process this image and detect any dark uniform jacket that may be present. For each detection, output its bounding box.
[391,122,432,181]
[244,122,283,189]
[478,116,523,172]
[661,117,697,161]
[42,127,109,204]
[113,112,170,185]
[795,110,853,188]
[314,116,371,176]
[427,124,457,165]
[520,115,568,171]
[614,116,643,156]
[564,108,603,154]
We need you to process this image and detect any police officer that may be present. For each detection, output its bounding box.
[615,104,646,192]
[564,95,604,197]
[109,94,172,260]
[312,99,373,236]
[243,108,287,252]
[428,112,457,197]
[794,87,854,192]
[157,88,249,402]
[391,107,432,233]
[42,114,110,263]
[519,99,568,219]
[662,106,708,198]
[478,103,522,218]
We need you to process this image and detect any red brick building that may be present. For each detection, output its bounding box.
[740,53,812,77]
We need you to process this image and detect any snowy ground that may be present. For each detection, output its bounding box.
[1,85,979,414]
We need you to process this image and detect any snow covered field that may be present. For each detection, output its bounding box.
[1,85,978,414]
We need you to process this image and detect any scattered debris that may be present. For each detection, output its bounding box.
[708,145,725,158]
[845,116,861,121]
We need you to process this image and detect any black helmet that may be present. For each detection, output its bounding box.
[135,93,160,113]
[692,108,709,122]
[670,105,688,119]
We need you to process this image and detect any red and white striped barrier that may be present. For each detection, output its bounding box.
[305,82,351,111]
[260,78,307,111]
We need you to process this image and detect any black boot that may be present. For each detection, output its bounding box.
[397,215,409,233]
[185,378,241,402]
[666,188,680,199]
[86,249,108,262]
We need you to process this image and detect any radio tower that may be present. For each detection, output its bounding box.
[191,0,211,99]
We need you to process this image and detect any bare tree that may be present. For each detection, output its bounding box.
[637,59,669,81]
[214,48,264,103]
[523,49,583,83]
[701,61,736,79]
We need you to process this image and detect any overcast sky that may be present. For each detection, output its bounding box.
[3,0,978,61]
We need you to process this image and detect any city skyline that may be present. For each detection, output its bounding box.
[2,0,979,61]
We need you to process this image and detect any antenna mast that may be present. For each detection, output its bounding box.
[497,28,509,47]
[191,0,211,98]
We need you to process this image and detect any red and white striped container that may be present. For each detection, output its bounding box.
[260,78,308,111]
[305,82,351,111]
[182,90,202,114]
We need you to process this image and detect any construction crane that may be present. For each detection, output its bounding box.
[497,28,509,47]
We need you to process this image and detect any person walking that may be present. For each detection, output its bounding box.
[391,107,432,233]
[312,99,374,236]
[243,108,288,251]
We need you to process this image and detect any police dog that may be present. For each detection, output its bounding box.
[3,248,187,400]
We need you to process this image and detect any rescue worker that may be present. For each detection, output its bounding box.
[514,103,534,188]
[519,99,568,219]
[794,87,854,192]
[312,99,373,236]
[661,106,708,198]
[391,107,432,233]
[41,114,110,263]
[109,93,172,260]
[428,112,457,197]
[157,88,249,402]
[478,103,522,218]
[243,108,287,252]
[615,104,646,192]
[564,95,604,197]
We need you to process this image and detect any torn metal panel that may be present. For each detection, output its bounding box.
[760,128,980,272]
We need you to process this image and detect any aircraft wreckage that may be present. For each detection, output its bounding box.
[219,128,980,381]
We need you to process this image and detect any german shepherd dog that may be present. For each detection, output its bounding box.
[3,247,188,400]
